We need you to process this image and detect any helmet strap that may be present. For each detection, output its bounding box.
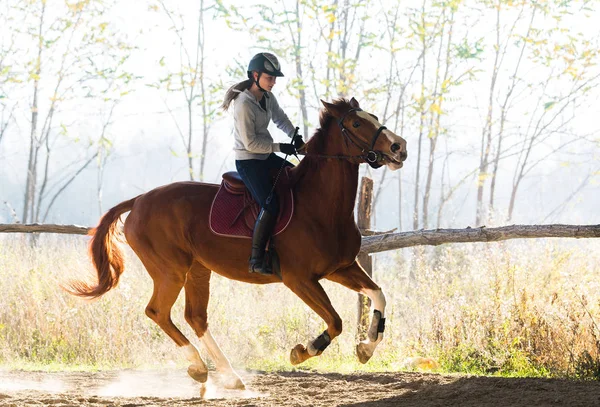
[254,72,268,93]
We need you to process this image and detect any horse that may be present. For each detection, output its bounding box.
[67,97,408,390]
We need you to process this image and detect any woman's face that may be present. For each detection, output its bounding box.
[255,72,277,92]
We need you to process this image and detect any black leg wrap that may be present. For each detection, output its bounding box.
[312,330,331,353]
[368,310,385,342]
[378,315,386,333]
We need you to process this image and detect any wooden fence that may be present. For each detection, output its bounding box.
[1,222,599,254]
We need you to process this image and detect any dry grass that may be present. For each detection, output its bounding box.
[0,234,598,379]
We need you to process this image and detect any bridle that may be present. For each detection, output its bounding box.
[337,108,387,167]
[302,108,388,168]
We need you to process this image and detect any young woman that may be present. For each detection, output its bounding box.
[222,52,304,275]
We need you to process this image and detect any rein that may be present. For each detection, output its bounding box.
[266,127,300,206]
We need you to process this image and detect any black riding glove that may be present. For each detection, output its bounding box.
[279,143,297,155]
[293,135,305,152]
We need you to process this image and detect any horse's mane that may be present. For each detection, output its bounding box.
[308,98,352,153]
[293,98,353,180]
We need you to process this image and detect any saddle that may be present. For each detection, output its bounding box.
[209,170,294,239]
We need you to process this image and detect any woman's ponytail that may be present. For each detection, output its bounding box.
[222,79,253,111]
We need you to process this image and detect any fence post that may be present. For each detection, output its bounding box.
[356,176,373,341]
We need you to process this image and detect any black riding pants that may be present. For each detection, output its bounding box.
[235,153,293,216]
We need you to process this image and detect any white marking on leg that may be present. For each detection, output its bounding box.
[362,288,386,318]
[201,329,233,372]
[182,343,204,366]
[201,329,245,389]
[358,288,387,359]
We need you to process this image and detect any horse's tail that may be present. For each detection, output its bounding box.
[65,196,138,299]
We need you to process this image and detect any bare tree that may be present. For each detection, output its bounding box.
[412,0,429,231]
[155,0,222,181]
[16,0,136,223]
[507,77,600,221]
[0,14,18,147]
[281,0,309,137]
[422,5,454,229]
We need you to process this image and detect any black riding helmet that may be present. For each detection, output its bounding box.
[247,52,284,92]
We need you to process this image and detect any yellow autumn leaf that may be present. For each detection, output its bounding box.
[67,1,85,13]
[430,103,442,115]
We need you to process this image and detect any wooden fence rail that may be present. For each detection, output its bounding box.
[359,224,600,254]
[2,223,599,254]
[0,224,91,235]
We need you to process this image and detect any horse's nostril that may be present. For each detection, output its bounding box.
[391,143,400,153]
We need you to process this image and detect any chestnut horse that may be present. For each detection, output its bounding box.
[68,97,407,390]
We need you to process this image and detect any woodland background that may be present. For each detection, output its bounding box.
[0,0,598,231]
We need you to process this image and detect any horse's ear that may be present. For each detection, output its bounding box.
[349,97,360,109]
[321,99,343,118]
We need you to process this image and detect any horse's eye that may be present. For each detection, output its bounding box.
[352,121,360,128]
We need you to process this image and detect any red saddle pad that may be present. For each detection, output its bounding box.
[209,170,294,239]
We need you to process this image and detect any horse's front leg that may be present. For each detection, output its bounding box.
[283,278,342,365]
[326,261,386,364]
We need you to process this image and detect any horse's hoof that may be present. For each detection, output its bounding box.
[290,344,308,365]
[188,365,208,383]
[356,343,372,364]
[224,377,246,390]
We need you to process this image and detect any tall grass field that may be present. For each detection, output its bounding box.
[0,234,599,379]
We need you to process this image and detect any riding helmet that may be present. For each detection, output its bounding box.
[247,52,284,78]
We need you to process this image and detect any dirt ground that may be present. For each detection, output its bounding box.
[1,368,599,407]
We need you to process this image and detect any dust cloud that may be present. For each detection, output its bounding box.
[0,369,265,400]
[94,370,264,399]
[0,374,66,393]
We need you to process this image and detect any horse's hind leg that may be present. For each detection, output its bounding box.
[184,263,245,390]
[283,278,343,365]
[326,261,387,364]
[142,260,208,383]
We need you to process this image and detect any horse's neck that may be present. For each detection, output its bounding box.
[295,160,359,221]
[294,127,360,221]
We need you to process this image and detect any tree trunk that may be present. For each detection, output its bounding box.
[413,0,428,230]
[23,2,46,224]
[489,6,533,221]
[476,3,501,226]
[198,0,208,182]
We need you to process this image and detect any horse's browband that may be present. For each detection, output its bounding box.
[337,108,362,127]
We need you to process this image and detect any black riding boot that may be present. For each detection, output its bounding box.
[249,208,277,275]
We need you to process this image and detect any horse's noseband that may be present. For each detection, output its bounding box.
[338,108,387,167]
